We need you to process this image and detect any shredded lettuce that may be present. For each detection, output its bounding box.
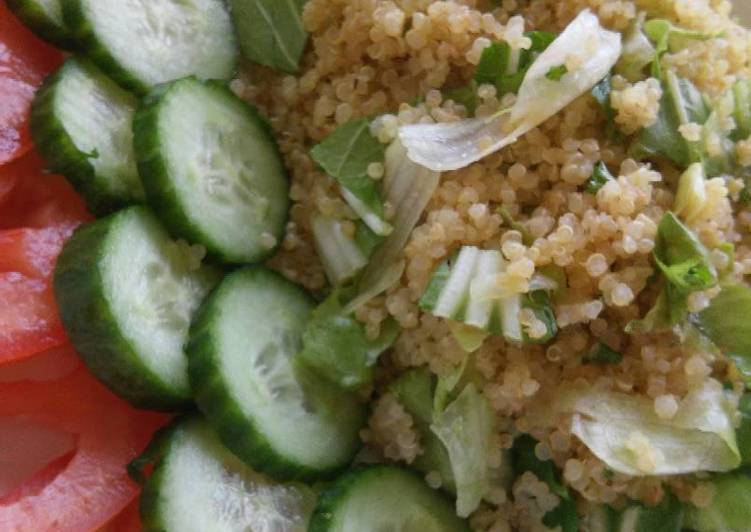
[431,383,495,517]
[684,473,751,532]
[644,19,716,78]
[348,139,440,312]
[738,394,751,465]
[732,79,751,142]
[673,163,707,224]
[310,119,392,236]
[399,10,622,171]
[299,291,400,390]
[447,321,489,354]
[695,283,751,387]
[587,493,684,532]
[616,16,656,82]
[567,380,740,475]
[311,215,368,286]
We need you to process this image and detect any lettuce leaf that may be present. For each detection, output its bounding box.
[684,473,751,532]
[568,380,740,475]
[399,10,622,172]
[695,283,751,387]
[299,291,400,390]
[431,384,495,517]
[644,19,716,78]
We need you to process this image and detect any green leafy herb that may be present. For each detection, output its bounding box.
[545,64,568,81]
[298,290,400,390]
[701,89,738,177]
[591,74,621,140]
[310,119,390,235]
[696,283,751,387]
[512,435,578,532]
[616,17,656,82]
[497,206,533,245]
[644,19,715,78]
[473,31,556,96]
[522,290,558,344]
[630,212,717,332]
[228,0,309,73]
[583,343,623,365]
[584,160,616,194]
[442,83,478,115]
[632,71,709,168]
[653,212,717,293]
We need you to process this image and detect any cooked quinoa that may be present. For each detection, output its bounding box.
[229,1,751,530]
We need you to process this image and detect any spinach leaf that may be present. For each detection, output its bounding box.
[512,435,578,532]
[582,343,623,365]
[298,290,400,390]
[591,74,621,140]
[584,160,616,194]
[310,119,390,235]
[653,212,717,293]
[522,290,558,344]
[696,283,751,387]
[229,0,309,73]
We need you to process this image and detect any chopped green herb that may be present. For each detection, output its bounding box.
[653,212,717,293]
[310,119,390,236]
[583,343,623,365]
[522,290,558,344]
[591,74,621,140]
[442,83,478,115]
[512,435,578,532]
[354,221,383,257]
[545,65,568,81]
[497,206,533,245]
[228,0,309,74]
[584,161,615,194]
[737,394,751,465]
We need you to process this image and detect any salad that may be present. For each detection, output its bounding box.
[2,0,751,531]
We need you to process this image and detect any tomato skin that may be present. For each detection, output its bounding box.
[0,151,90,230]
[0,3,62,165]
[0,360,168,532]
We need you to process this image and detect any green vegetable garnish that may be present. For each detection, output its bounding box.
[584,160,616,194]
[545,64,568,81]
[310,119,391,236]
[582,343,623,365]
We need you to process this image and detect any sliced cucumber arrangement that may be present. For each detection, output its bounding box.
[31,57,143,215]
[6,0,72,48]
[308,466,469,532]
[187,267,365,480]
[54,206,218,410]
[62,0,237,93]
[134,78,289,264]
[138,416,316,532]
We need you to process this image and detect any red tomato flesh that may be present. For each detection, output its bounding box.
[0,362,168,532]
[0,3,62,165]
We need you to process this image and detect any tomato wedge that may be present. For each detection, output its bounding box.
[97,499,142,532]
[0,151,90,230]
[0,359,167,532]
[0,3,62,165]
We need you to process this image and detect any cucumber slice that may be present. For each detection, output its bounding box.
[134,78,289,264]
[54,206,218,410]
[6,0,73,48]
[31,58,143,215]
[187,267,365,480]
[308,466,469,532]
[62,0,237,93]
[139,416,316,532]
